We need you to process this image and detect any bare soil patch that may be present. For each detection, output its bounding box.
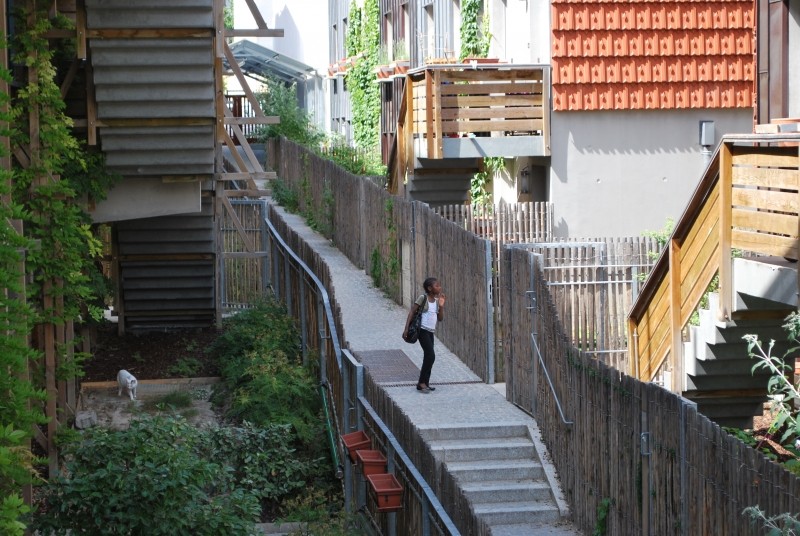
[79,322,226,430]
[78,379,220,430]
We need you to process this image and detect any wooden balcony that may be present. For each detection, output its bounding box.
[401,64,550,160]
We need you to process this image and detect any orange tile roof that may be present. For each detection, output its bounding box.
[551,0,755,111]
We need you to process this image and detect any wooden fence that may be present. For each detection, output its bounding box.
[269,138,495,382]
[500,246,800,535]
[254,136,800,534]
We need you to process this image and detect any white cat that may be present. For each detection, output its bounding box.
[117,369,138,400]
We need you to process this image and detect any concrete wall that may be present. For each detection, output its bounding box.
[548,108,752,238]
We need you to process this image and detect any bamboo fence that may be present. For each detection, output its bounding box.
[500,246,800,535]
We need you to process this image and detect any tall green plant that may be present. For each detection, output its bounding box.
[470,156,504,206]
[345,0,381,150]
[1,8,118,532]
[744,312,800,461]
[460,0,491,60]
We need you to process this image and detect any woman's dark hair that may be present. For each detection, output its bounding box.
[423,277,438,293]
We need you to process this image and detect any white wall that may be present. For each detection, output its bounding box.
[231,0,330,131]
[549,109,752,238]
[492,0,549,64]
[234,0,329,71]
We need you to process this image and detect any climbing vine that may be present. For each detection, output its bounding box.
[460,0,491,60]
[470,156,504,206]
[369,198,400,297]
[1,6,119,533]
[344,0,381,151]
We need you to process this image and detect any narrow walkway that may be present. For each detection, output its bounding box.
[272,204,582,535]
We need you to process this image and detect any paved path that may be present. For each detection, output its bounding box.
[272,204,583,535]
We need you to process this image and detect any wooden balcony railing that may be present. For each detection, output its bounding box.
[628,133,800,386]
[389,64,550,194]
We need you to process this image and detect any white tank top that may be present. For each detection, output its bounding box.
[421,298,438,331]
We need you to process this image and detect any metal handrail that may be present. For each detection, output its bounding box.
[530,333,573,426]
[260,204,461,534]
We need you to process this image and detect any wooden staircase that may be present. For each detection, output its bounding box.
[628,133,800,428]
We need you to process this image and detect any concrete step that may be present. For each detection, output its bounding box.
[473,501,561,526]
[419,423,530,441]
[429,437,535,462]
[446,459,545,482]
[461,480,552,503]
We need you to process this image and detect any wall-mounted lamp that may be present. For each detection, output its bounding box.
[520,166,530,194]
[699,120,715,147]
[699,120,715,164]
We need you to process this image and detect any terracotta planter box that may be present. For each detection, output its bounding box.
[356,449,387,476]
[341,430,370,463]
[367,473,403,512]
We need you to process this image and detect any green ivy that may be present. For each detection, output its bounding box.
[1,8,119,533]
[344,0,380,151]
[460,0,491,60]
[471,157,504,206]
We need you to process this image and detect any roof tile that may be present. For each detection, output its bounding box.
[552,0,755,110]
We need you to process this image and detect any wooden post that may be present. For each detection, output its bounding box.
[718,141,733,321]
[669,238,683,392]
[425,70,434,158]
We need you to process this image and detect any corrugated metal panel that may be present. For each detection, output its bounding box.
[116,197,215,329]
[551,0,755,111]
[86,0,215,177]
[85,0,213,29]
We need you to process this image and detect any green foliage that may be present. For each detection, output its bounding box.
[642,218,674,257]
[743,506,800,536]
[369,198,399,295]
[321,137,385,176]
[210,300,322,443]
[460,0,491,60]
[592,497,613,536]
[471,157,504,206]
[32,416,262,535]
[344,0,381,150]
[744,312,800,454]
[168,357,204,377]
[0,493,29,536]
[272,178,300,212]
[257,76,324,147]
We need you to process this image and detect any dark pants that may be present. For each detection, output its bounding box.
[417,329,435,385]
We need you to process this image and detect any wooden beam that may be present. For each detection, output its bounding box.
[76,0,87,59]
[223,29,285,38]
[224,116,281,126]
[718,142,733,321]
[217,171,277,180]
[219,195,256,253]
[59,58,79,99]
[85,28,213,39]
[223,189,271,197]
[668,238,683,391]
[222,41,267,118]
[94,118,216,128]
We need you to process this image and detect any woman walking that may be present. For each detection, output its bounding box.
[403,277,446,393]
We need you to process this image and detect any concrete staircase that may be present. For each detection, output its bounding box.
[419,423,562,533]
[683,257,797,429]
[406,157,480,206]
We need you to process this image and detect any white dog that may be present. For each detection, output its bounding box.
[117,369,138,401]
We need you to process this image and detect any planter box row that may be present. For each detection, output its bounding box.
[341,430,403,512]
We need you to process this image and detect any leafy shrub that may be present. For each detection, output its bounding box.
[32,416,261,535]
[210,299,321,443]
[167,357,203,377]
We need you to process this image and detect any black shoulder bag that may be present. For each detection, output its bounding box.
[404,295,427,344]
